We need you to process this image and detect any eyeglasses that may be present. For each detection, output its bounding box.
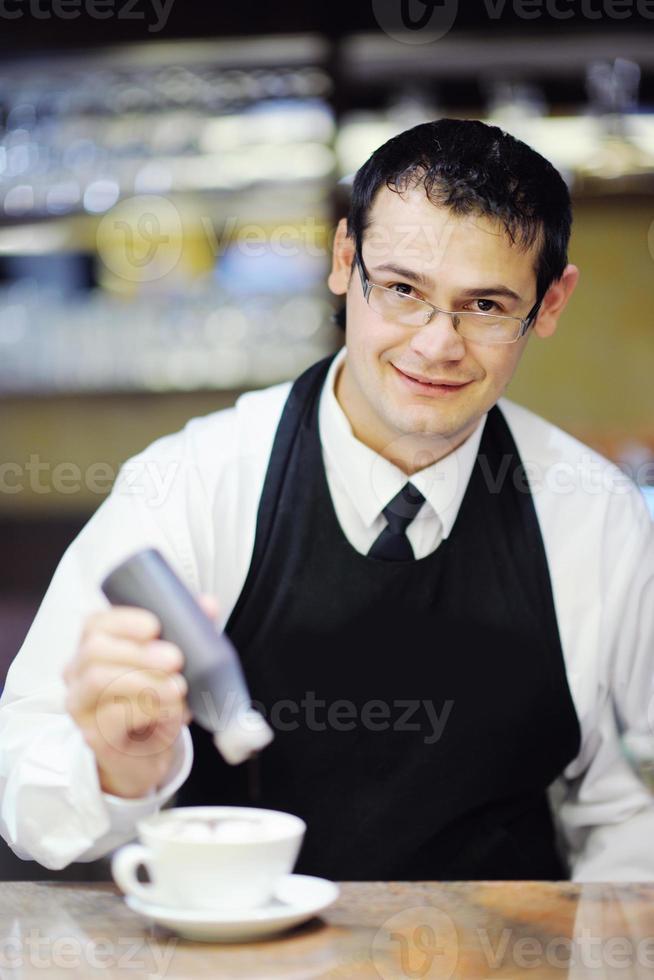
[354,251,542,346]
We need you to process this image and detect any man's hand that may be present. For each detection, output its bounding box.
[64,595,217,799]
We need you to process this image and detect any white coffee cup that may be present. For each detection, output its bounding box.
[112,806,306,912]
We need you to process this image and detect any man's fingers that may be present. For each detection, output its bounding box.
[72,634,182,673]
[96,694,185,744]
[66,663,187,719]
[90,705,182,767]
[82,607,160,642]
[197,593,219,620]
[78,686,187,762]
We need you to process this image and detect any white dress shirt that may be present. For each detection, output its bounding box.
[1,346,653,880]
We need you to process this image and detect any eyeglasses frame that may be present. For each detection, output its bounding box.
[353,248,542,345]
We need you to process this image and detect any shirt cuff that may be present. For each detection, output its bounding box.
[100,726,193,833]
[570,805,654,882]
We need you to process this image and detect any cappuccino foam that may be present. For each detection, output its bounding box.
[160,815,277,843]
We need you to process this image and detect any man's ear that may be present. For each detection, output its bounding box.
[532,264,580,339]
[328,218,356,297]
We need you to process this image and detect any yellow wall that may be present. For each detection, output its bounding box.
[507,195,654,446]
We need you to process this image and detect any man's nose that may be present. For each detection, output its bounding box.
[408,310,467,361]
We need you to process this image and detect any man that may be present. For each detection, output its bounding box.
[1,119,652,879]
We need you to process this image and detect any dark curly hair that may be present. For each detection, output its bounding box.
[345,117,572,305]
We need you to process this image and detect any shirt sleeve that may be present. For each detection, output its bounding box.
[558,483,654,881]
[0,426,209,870]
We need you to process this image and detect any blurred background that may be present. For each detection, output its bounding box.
[0,5,653,699]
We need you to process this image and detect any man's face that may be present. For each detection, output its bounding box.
[329,186,546,465]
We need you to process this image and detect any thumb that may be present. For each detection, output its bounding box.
[197,593,219,621]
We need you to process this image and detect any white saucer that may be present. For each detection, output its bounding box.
[124,874,339,942]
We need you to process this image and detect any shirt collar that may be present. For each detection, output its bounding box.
[318,347,487,538]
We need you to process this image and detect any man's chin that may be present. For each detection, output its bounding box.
[384,407,461,441]
[386,389,486,440]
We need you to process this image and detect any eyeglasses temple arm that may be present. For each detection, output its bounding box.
[526,298,543,325]
[354,247,369,298]
[519,298,543,337]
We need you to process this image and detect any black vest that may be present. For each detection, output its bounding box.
[178,354,581,880]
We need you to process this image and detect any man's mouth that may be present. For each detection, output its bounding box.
[392,364,473,392]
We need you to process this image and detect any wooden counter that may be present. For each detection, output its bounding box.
[1,880,653,978]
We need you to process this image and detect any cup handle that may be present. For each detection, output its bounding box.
[112,844,157,904]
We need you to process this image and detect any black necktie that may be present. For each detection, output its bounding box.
[367,483,426,562]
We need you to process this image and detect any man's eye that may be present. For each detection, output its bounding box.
[474,299,498,313]
[389,282,415,296]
